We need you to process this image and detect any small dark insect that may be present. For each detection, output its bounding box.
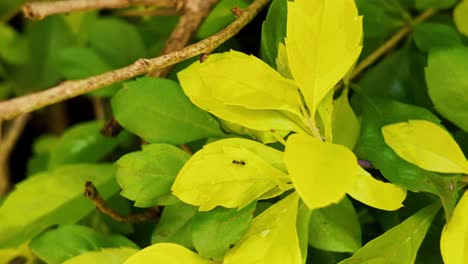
[232,160,246,166]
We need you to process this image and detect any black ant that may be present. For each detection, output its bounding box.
[232,160,246,166]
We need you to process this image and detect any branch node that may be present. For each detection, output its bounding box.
[101,118,123,137]
[199,53,209,62]
[231,7,244,18]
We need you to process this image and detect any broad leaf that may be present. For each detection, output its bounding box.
[440,190,468,264]
[414,0,457,10]
[413,22,462,52]
[224,193,301,264]
[454,0,468,36]
[112,77,223,145]
[426,47,468,132]
[84,17,146,67]
[339,203,440,264]
[124,243,212,264]
[333,88,360,150]
[382,120,468,174]
[172,138,291,211]
[0,164,118,248]
[178,50,305,132]
[348,167,406,211]
[48,121,128,169]
[286,0,362,113]
[261,0,287,68]
[308,197,361,253]
[354,98,459,218]
[29,225,138,264]
[63,248,138,264]
[284,134,358,210]
[151,202,198,249]
[116,144,190,207]
[192,202,256,260]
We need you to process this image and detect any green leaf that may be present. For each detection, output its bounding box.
[197,0,250,39]
[63,248,138,264]
[413,22,462,52]
[48,121,127,169]
[124,243,212,264]
[333,88,360,150]
[382,120,468,174]
[84,17,146,67]
[116,144,190,207]
[58,47,121,97]
[286,0,362,113]
[261,0,287,68]
[440,190,468,264]
[308,197,361,253]
[425,46,468,132]
[284,134,359,210]
[172,138,291,211]
[339,203,440,264]
[192,202,255,260]
[178,50,304,132]
[151,202,198,249]
[355,0,408,39]
[0,164,118,248]
[29,225,138,264]
[454,0,468,36]
[0,0,27,21]
[414,0,457,10]
[355,97,459,218]
[112,77,223,145]
[224,193,301,264]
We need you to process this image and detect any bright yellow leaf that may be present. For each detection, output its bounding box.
[284,134,359,210]
[224,193,302,264]
[348,167,406,211]
[332,88,360,150]
[0,242,35,264]
[286,0,362,113]
[63,248,138,264]
[178,50,305,132]
[441,190,468,264]
[219,118,289,144]
[454,0,468,36]
[317,90,334,142]
[124,243,212,264]
[382,120,468,174]
[171,138,291,211]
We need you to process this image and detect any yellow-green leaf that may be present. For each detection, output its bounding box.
[276,42,293,79]
[284,134,358,210]
[0,243,35,264]
[347,167,406,211]
[178,50,305,132]
[332,88,360,150]
[441,190,468,264]
[382,120,468,174]
[286,0,362,113]
[124,243,212,264]
[172,138,292,211]
[317,89,334,142]
[63,248,138,264]
[454,0,468,36]
[224,193,301,264]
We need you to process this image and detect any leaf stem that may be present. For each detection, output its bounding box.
[84,181,160,223]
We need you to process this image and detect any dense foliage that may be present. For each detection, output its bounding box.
[0,0,468,263]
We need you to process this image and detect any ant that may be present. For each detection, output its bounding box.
[232,160,246,166]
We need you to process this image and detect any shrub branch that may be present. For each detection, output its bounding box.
[0,0,270,121]
[22,0,183,20]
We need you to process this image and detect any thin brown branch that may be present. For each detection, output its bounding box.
[0,0,270,121]
[84,181,160,223]
[118,8,181,17]
[22,0,183,20]
[0,114,30,195]
[351,8,436,79]
[92,98,107,121]
[147,0,219,77]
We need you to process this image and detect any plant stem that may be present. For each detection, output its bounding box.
[22,0,182,20]
[351,8,436,79]
[0,0,270,121]
[84,181,160,223]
